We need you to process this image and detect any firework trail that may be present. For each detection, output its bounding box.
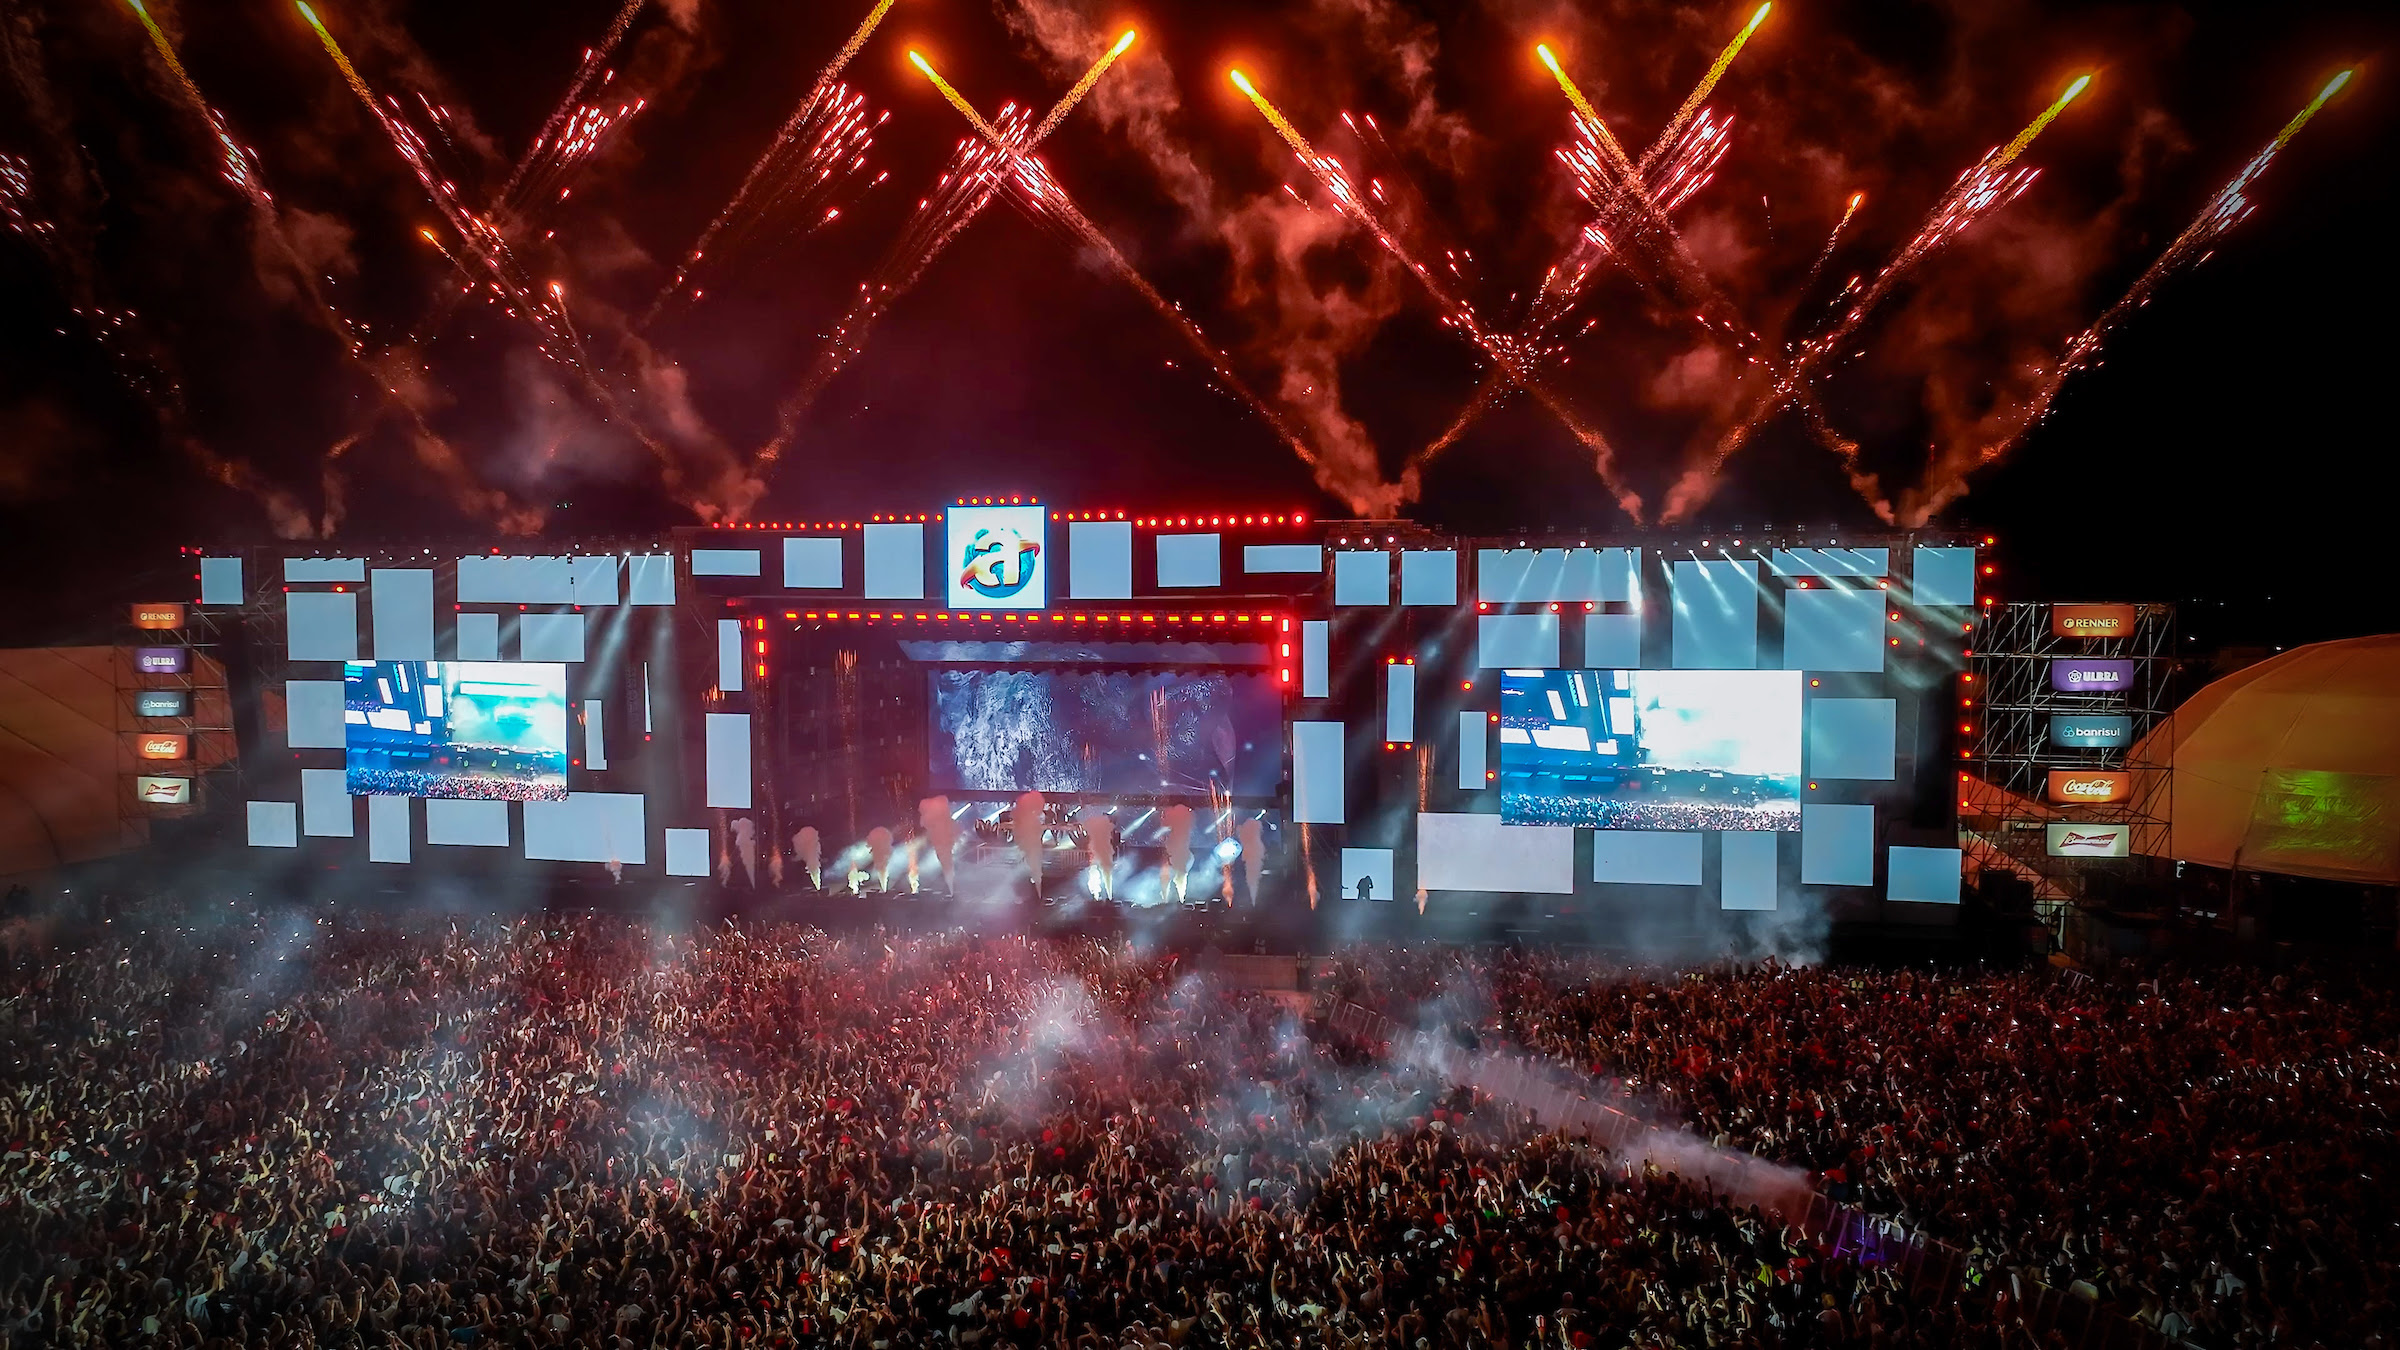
[124,0,375,362]
[755,33,1134,472]
[1901,70,2352,525]
[1658,74,2090,522]
[1796,190,1864,301]
[1232,69,1644,516]
[914,49,1319,472]
[298,3,566,351]
[642,0,896,326]
[487,0,646,224]
[1641,2,1770,186]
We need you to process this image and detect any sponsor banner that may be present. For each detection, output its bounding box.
[2052,603,2136,639]
[2048,769,2132,804]
[135,690,190,718]
[944,504,1048,611]
[131,603,185,630]
[135,776,192,805]
[2048,822,2130,857]
[2051,658,2135,692]
[134,646,187,675]
[2051,714,2133,748]
[135,733,190,761]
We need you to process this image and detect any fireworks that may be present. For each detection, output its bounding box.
[22,0,2353,536]
[488,0,649,227]
[907,46,1318,474]
[1404,17,1768,490]
[297,3,556,344]
[1660,73,2093,522]
[1232,68,1644,515]
[643,0,896,326]
[1646,3,1770,180]
[1900,69,2353,524]
[757,32,1137,471]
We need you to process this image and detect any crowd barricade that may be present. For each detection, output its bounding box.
[1321,1000,2180,1350]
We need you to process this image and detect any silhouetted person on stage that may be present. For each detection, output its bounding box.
[1355,874,1373,902]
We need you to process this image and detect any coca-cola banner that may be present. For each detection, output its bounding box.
[2051,658,2135,692]
[2047,769,2131,804]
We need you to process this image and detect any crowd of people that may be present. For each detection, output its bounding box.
[0,895,2387,1349]
[1496,794,1800,834]
[1326,951,2399,1349]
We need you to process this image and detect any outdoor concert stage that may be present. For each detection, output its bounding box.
[132,502,1987,934]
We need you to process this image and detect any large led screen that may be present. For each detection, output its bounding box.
[344,661,569,800]
[1499,669,1801,830]
[929,669,1281,796]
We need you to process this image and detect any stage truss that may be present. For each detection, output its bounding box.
[1964,602,2175,932]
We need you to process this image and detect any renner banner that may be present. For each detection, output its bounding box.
[2052,603,2136,639]
[2051,714,2133,748]
[2048,769,2132,804]
[131,603,185,630]
[2048,822,2131,857]
[2051,658,2135,692]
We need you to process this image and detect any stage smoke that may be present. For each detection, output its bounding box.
[918,795,957,893]
[1160,804,1194,902]
[1079,806,1116,900]
[793,825,822,890]
[1013,791,1046,895]
[866,826,893,891]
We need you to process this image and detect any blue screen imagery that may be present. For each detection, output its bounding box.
[929,668,1282,797]
[343,661,569,801]
[1499,669,1802,831]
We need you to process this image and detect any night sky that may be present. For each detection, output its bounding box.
[1,0,2391,651]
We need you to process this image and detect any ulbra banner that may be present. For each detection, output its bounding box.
[2048,769,2131,804]
[2052,659,2135,692]
[2051,714,2133,748]
[2052,603,2136,639]
[2048,822,2130,857]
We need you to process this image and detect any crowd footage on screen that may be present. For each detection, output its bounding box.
[0,896,2388,1349]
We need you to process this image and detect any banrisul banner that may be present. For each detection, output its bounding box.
[2051,659,2135,692]
[2048,822,2130,857]
[2051,714,2133,748]
[135,690,191,718]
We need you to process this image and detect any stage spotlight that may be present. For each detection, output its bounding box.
[1214,838,1241,861]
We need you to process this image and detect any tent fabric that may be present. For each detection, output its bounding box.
[0,647,232,880]
[0,647,142,879]
[2128,635,2400,885]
